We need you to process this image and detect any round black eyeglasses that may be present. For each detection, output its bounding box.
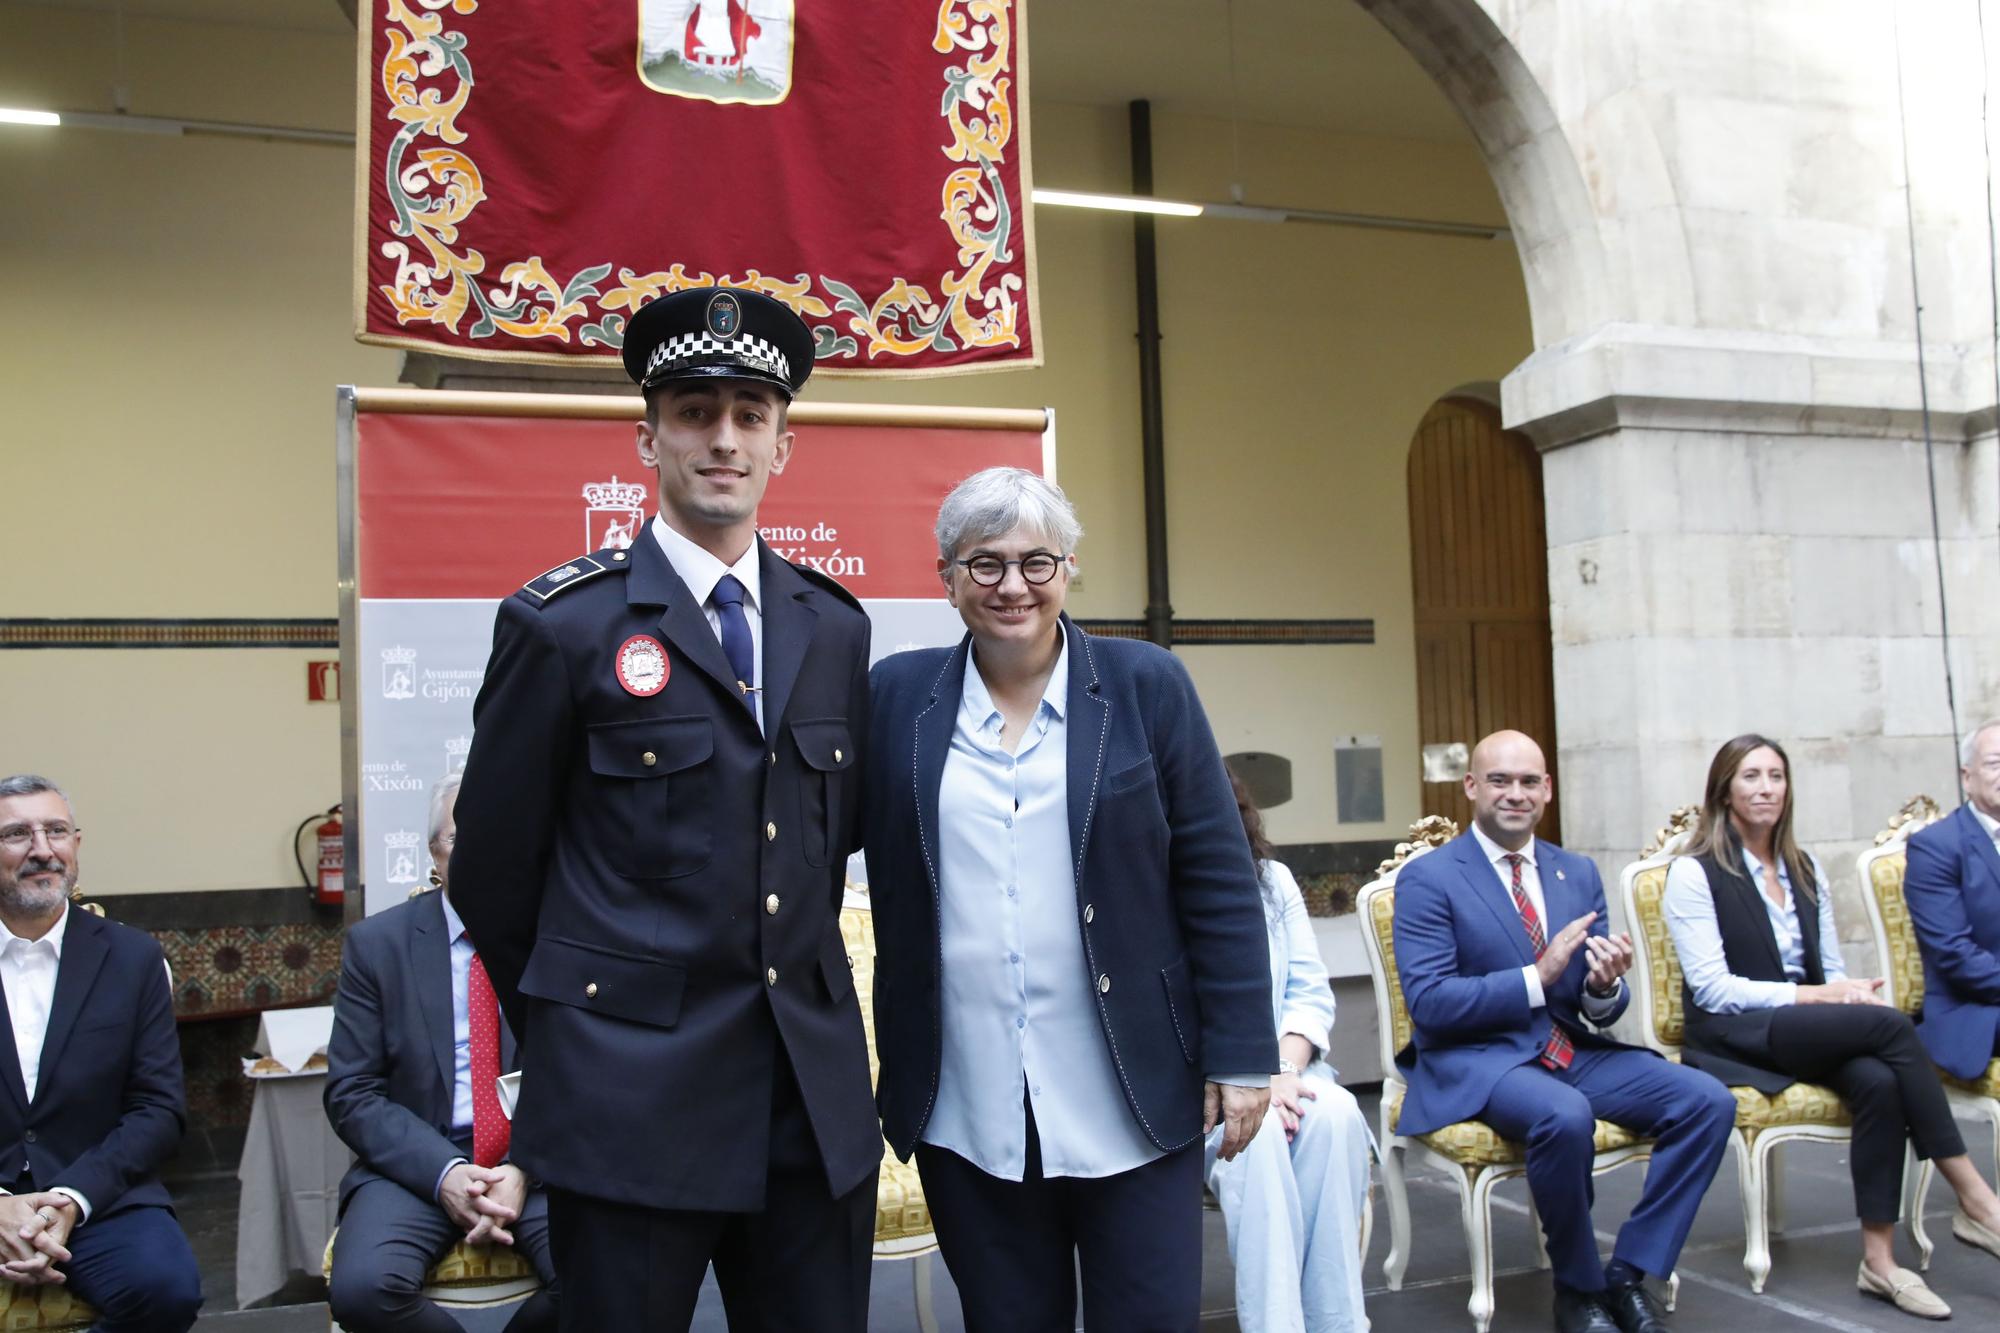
[954,554,1066,586]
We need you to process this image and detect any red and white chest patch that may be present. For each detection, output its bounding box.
[615,635,670,696]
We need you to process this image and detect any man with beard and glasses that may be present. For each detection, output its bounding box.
[0,775,200,1330]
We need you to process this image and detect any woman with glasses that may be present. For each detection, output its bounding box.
[1664,734,2000,1320]
[862,467,1278,1333]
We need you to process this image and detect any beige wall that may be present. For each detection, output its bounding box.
[0,4,1530,891]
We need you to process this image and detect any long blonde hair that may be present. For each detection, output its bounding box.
[1683,734,1816,904]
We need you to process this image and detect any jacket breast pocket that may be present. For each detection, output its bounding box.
[790,718,855,867]
[587,716,713,878]
[1105,754,1157,798]
[519,936,687,1029]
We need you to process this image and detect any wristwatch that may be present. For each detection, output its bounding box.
[1277,1058,1301,1075]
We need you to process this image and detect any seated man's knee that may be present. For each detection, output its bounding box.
[1700,1079,1739,1133]
[329,1252,426,1329]
[1531,1098,1598,1153]
[90,1252,203,1332]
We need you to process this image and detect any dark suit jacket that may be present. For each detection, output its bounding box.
[450,532,878,1211]
[863,616,1276,1161]
[1392,833,1638,1135]
[1906,804,2000,1079]
[0,908,184,1219]
[325,890,520,1213]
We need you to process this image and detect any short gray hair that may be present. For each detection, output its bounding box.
[935,467,1083,564]
[1962,719,2000,767]
[0,775,68,810]
[428,774,463,851]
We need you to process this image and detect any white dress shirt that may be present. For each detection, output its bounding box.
[1663,849,1846,1013]
[651,515,764,731]
[924,637,1166,1180]
[1466,823,1623,1022]
[1973,803,2000,847]
[0,904,91,1219]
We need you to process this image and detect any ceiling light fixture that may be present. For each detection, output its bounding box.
[1032,187,1508,241]
[1030,188,1205,218]
[0,108,61,127]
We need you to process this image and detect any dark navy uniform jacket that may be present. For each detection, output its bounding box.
[449,528,876,1212]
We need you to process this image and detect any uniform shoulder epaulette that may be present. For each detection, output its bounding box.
[520,551,625,604]
[790,561,865,613]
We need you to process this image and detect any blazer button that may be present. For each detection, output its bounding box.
[834,748,843,764]
[766,822,777,841]
[768,751,777,766]
[766,894,781,915]
[766,967,778,986]
[1084,904,1095,924]
[585,983,598,998]
[23,1130,35,1144]
[641,751,657,767]
[1098,974,1111,994]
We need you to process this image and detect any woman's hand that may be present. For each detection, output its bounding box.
[1270,1071,1317,1143]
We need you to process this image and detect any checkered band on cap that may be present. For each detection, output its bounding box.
[645,330,792,383]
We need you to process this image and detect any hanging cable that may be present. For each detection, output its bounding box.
[1224,0,1245,203]
[1981,0,2000,580]
[1895,2,1966,792]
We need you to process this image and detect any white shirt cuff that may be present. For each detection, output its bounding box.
[1521,965,1545,1008]
[1211,1073,1271,1088]
[48,1188,90,1225]
[434,1157,468,1203]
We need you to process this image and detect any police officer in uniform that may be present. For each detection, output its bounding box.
[448,288,878,1331]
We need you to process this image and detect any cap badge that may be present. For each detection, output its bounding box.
[706,291,742,339]
[616,635,671,697]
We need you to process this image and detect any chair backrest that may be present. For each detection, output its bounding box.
[1618,805,1699,1058]
[1356,816,1460,1091]
[1856,796,1945,1015]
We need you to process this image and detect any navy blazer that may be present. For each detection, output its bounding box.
[1392,833,1641,1135]
[325,890,521,1212]
[862,616,1276,1161]
[450,534,879,1210]
[0,908,184,1219]
[1905,804,2000,1079]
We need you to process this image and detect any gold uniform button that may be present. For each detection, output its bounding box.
[834,748,843,763]
[766,822,777,841]
[1084,904,1095,924]
[585,983,598,998]
[1098,974,1112,994]
[766,967,778,986]
[641,751,657,767]
[766,894,781,915]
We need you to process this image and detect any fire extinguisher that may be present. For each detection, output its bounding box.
[294,804,344,906]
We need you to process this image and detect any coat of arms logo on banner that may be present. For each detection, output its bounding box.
[583,476,649,551]
[384,830,421,885]
[639,0,795,105]
[381,645,417,700]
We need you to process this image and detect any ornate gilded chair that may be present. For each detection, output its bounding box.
[0,1286,97,1332]
[325,1231,542,1329]
[1622,805,1918,1292]
[1857,795,1994,1271]
[840,892,942,1330]
[1364,817,1670,1333]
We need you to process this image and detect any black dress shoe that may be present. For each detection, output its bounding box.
[1603,1280,1670,1333]
[1553,1286,1621,1333]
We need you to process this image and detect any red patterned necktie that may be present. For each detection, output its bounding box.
[468,954,510,1166]
[1504,853,1574,1071]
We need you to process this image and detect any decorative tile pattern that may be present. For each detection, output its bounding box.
[1299,871,1363,917]
[152,922,342,1019]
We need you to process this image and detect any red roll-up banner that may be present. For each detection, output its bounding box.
[353,0,1040,378]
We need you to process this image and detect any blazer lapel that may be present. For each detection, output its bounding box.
[912,639,971,906]
[624,524,752,717]
[1454,837,1537,967]
[1063,618,1111,882]
[1963,805,2000,894]
[0,982,26,1114]
[756,546,817,735]
[35,908,109,1103]
[410,892,456,1107]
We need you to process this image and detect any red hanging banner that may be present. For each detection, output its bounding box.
[353,0,1039,377]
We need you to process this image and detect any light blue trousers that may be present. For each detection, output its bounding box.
[1204,1071,1373,1333]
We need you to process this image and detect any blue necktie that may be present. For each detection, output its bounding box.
[711,574,756,702]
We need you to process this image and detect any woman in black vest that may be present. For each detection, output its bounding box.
[1663,734,2000,1320]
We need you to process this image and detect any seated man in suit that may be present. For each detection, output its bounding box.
[1906,720,2000,1086]
[326,775,557,1332]
[1393,733,1735,1333]
[0,774,202,1331]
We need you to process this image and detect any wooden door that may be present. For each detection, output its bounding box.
[1407,398,1560,841]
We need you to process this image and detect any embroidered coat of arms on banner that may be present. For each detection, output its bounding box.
[353,0,1039,377]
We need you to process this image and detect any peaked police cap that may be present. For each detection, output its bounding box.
[622,288,816,398]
